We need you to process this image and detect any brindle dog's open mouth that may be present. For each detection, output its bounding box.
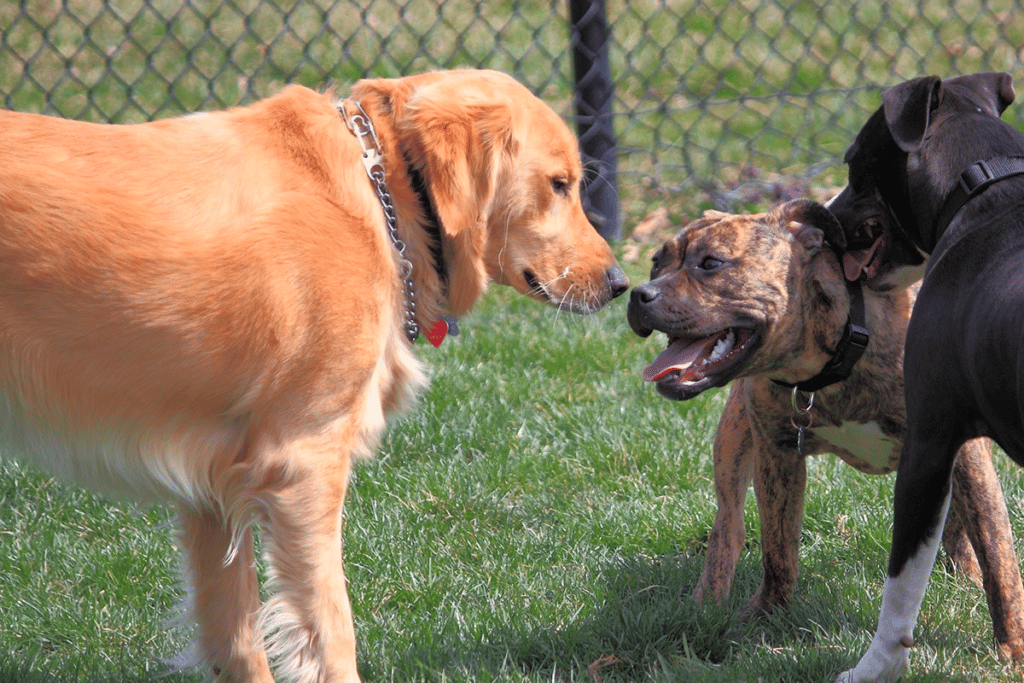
[643,327,758,400]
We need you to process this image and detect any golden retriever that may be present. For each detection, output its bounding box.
[0,69,628,683]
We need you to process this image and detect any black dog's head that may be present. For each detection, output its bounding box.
[829,72,1016,291]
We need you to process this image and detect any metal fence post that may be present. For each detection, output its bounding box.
[568,0,620,241]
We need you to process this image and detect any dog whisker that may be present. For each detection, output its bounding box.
[535,268,575,310]
[581,158,602,186]
[555,284,576,319]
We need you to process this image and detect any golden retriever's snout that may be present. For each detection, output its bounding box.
[522,261,628,313]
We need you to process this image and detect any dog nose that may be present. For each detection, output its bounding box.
[629,282,659,305]
[607,266,630,298]
[626,282,659,337]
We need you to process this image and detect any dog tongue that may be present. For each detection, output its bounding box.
[842,235,883,281]
[643,338,711,382]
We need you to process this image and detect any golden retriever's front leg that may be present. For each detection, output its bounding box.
[260,448,359,683]
[178,507,273,683]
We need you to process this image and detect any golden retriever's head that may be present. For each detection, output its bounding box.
[358,70,628,316]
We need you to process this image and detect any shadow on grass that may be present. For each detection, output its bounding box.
[505,552,747,681]
[0,554,864,683]
[362,550,856,682]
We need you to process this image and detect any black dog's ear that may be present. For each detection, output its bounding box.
[948,71,1016,116]
[882,75,942,153]
[992,72,1016,113]
[777,198,847,254]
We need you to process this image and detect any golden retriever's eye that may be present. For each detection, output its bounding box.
[551,176,570,195]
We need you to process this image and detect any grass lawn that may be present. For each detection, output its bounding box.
[2,257,1024,682]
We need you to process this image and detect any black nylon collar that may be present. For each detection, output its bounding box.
[772,279,870,393]
[931,156,1024,248]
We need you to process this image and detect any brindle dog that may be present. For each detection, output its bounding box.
[626,199,1024,657]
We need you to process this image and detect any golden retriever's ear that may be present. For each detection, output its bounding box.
[399,87,513,313]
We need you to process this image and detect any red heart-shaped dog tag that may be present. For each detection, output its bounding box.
[424,318,448,347]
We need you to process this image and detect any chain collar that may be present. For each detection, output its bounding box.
[340,100,419,343]
[789,387,814,456]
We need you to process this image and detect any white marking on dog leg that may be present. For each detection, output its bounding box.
[836,490,951,683]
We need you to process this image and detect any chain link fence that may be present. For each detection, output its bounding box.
[3,0,1024,231]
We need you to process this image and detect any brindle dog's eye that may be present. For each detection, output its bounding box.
[649,248,665,278]
[699,256,724,271]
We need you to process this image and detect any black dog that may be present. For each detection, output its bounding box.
[829,72,1024,682]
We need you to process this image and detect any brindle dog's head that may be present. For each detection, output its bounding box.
[627,199,848,400]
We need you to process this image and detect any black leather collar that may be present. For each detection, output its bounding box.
[405,161,448,294]
[772,279,870,393]
[932,156,1024,248]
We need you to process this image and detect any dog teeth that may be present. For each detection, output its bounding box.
[709,330,735,362]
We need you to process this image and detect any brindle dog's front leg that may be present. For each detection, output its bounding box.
[745,412,807,618]
[695,386,755,606]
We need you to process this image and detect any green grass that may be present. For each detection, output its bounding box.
[2,259,1024,682]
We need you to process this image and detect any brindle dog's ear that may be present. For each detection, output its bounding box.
[882,75,942,153]
[778,198,846,254]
